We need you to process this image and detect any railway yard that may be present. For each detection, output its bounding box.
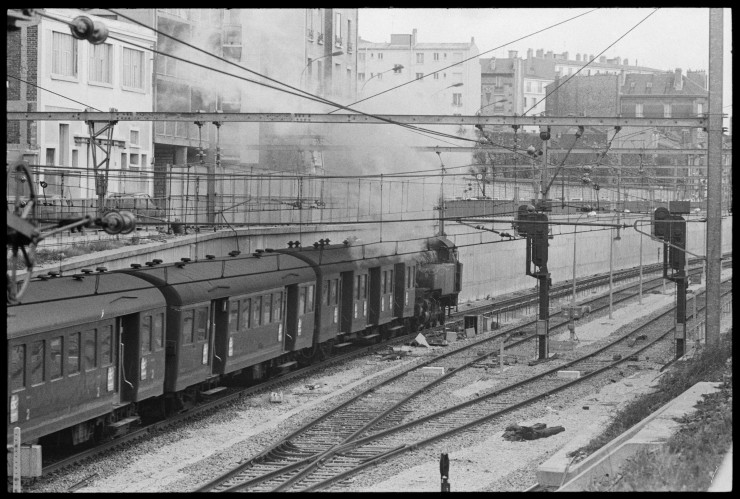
[7,7,731,493]
[18,261,732,493]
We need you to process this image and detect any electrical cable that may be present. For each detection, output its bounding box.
[338,9,598,111]
[521,8,659,117]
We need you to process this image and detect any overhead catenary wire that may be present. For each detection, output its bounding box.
[521,8,659,117]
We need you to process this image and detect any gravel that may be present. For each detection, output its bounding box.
[21,270,729,493]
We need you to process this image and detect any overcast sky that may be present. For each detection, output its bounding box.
[358,8,732,124]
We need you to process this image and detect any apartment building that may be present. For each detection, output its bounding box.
[358,29,480,115]
[7,8,156,198]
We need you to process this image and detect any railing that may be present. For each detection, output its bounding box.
[335,36,342,48]
[317,33,324,44]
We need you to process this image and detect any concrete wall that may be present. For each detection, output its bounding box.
[24,216,731,305]
[448,214,732,303]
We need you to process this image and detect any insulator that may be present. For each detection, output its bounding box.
[69,16,94,40]
[582,165,593,173]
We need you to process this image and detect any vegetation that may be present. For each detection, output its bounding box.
[569,333,732,491]
[8,239,135,270]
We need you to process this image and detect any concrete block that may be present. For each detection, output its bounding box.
[421,366,445,376]
[555,382,722,491]
[557,370,582,379]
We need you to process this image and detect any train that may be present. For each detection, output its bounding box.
[7,236,462,448]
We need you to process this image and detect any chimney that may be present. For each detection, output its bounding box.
[599,56,606,63]
[674,68,683,91]
[615,56,621,65]
[508,50,518,59]
[563,51,569,60]
[576,53,581,62]
[546,51,553,59]
[536,48,544,58]
[527,48,533,59]
[623,58,629,66]
[590,54,595,62]
[412,28,417,45]
[490,57,496,70]
[619,69,626,87]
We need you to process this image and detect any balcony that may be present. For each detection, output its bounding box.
[317,32,324,45]
[347,41,353,53]
[335,36,343,49]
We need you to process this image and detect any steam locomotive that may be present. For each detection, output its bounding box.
[7,237,461,448]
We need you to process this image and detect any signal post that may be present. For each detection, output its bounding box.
[516,205,551,360]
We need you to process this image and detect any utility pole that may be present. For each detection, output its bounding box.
[705,8,723,347]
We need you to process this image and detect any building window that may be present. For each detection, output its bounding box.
[452,93,462,107]
[538,81,543,93]
[122,47,145,90]
[130,129,140,147]
[697,103,703,116]
[416,73,423,80]
[52,31,78,78]
[433,72,439,80]
[523,97,527,107]
[89,43,113,84]
[334,12,342,46]
[416,53,424,64]
[130,153,140,168]
[526,81,532,92]
[377,52,383,60]
[635,103,643,118]
[453,72,462,84]
[376,72,382,80]
[359,52,365,62]
[121,152,127,170]
[46,148,55,166]
[357,73,365,82]
[434,52,439,61]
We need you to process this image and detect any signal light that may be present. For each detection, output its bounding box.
[653,207,671,241]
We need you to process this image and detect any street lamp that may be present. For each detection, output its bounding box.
[431,82,463,96]
[300,50,344,87]
[360,64,404,93]
[569,210,596,340]
[476,98,508,115]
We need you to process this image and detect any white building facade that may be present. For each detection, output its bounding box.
[35,9,156,198]
[358,29,480,116]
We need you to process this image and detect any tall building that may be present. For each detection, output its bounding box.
[7,8,156,199]
[358,29,480,115]
[119,9,358,223]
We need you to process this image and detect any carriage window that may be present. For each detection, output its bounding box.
[253,296,262,326]
[330,279,337,305]
[141,315,152,354]
[153,313,164,350]
[273,292,283,322]
[306,285,315,312]
[241,298,251,330]
[11,344,26,390]
[195,308,208,341]
[68,332,80,374]
[84,329,97,370]
[50,336,63,380]
[182,310,194,343]
[30,340,45,384]
[361,275,367,299]
[263,294,272,324]
[323,280,330,305]
[229,301,239,333]
[389,270,393,292]
[355,275,361,300]
[100,325,113,365]
[381,271,386,294]
[299,287,307,315]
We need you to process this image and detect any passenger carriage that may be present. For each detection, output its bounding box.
[7,271,167,446]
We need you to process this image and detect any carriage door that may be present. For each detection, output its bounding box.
[118,315,139,403]
[285,285,299,351]
[340,272,354,335]
[393,263,405,317]
[210,299,228,375]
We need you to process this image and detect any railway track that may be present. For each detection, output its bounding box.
[38,256,730,478]
[195,271,731,492]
